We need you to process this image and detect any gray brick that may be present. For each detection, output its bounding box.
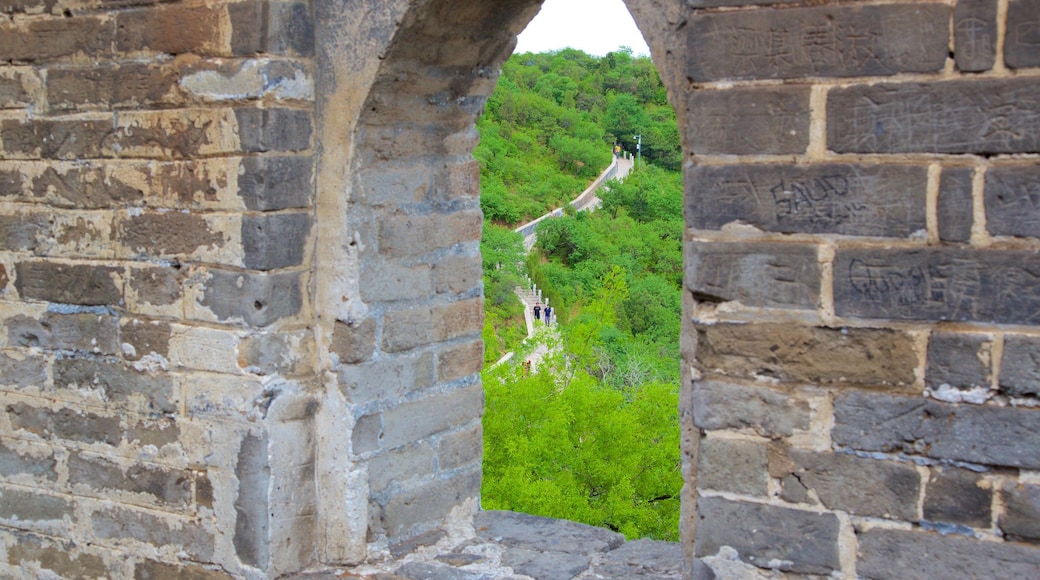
[0,439,57,481]
[695,496,840,575]
[199,269,302,327]
[687,4,948,82]
[367,443,434,492]
[54,357,175,414]
[474,510,624,554]
[235,108,312,153]
[858,528,1040,579]
[923,466,991,528]
[1006,0,1040,69]
[938,167,974,243]
[985,165,1040,238]
[691,380,810,438]
[15,262,122,306]
[833,391,1040,469]
[229,0,314,57]
[1001,335,1040,397]
[237,155,313,211]
[359,258,433,303]
[436,424,481,471]
[241,212,311,270]
[8,533,108,580]
[926,332,991,391]
[128,266,184,307]
[330,318,376,365]
[776,449,919,520]
[6,312,119,355]
[0,487,74,526]
[834,247,1040,325]
[376,468,479,539]
[134,559,234,579]
[338,351,436,405]
[1001,483,1040,542]
[358,383,482,452]
[828,78,1040,155]
[0,212,49,252]
[381,298,483,353]
[686,241,818,309]
[92,505,213,561]
[686,164,927,237]
[954,0,998,72]
[68,452,192,507]
[686,86,810,155]
[0,349,47,387]
[234,433,270,570]
[697,437,768,496]
[7,402,122,445]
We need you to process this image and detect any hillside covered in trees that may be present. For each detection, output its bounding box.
[477,48,685,541]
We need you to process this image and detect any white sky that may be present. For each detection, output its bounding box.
[515,0,650,57]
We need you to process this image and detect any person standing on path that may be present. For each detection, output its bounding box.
[544,306,552,325]
[533,304,541,321]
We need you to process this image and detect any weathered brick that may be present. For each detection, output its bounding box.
[241,212,311,270]
[1001,483,1040,542]
[125,417,180,449]
[696,322,918,388]
[355,163,433,207]
[926,332,991,391]
[1000,335,1040,398]
[833,391,1040,468]
[92,505,213,560]
[437,423,481,471]
[238,155,313,211]
[228,0,315,57]
[378,209,483,257]
[986,165,1040,238]
[0,69,35,109]
[14,262,122,306]
[234,432,270,569]
[367,443,435,493]
[828,78,1040,154]
[954,0,998,72]
[6,312,119,355]
[774,449,919,520]
[858,528,1040,578]
[134,559,235,580]
[330,318,376,365]
[695,496,840,575]
[697,437,768,496]
[359,259,433,303]
[54,356,175,414]
[0,212,48,252]
[338,351,436,404]
[7,402,121,445]
[109,110,239,159]
[1,118,111,160]
[687,4,948,82]
[691,380,810,438]
[68,452,192,507]
[686,242,819,309]
[923,466,991,528]
[937,167,974,243]
[382,298,483,352]
[234,108,313,153]
[686,86,810,155]
[115,4,224,56]
[45,63,178,112]
[0,350,47,388]
[436,339,483,384]
[198,269,302,327]
[29,164,144,208]
[686,164,927,237]
[432,252,482,296]
[376,468,480,539]
[834,247,1040,325]
[1006,0,1040,69]
[357,383,483,452]
[128,266,184,308]
[239,329,315,376]
[120,318,172,362]
[0,486,74,529]
[179,58,314,104]
[8,533,108,580]
[0,16,114,62]
[0,439,57,481]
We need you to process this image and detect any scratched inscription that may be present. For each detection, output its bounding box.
[835,248,1040,324]
[1006,0,1040,68]
[687,164,926,237]
[954,0,997,72]
[687,86,809,155]
[687,4,949,82]
[829,78,1040,154]
[686,241,819,309]
[985,166,1040,239]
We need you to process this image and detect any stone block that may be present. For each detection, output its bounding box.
[114,4,224,55]
[241,212,311,270]
[365,383,483,451]
[774,448,919,520]
[330,318,376,365]
[352,413,382,455]
[133,559,234,579]
[0,350,47,388]
[0,439,57,481]
[926,332,991,391]
[198,269,302,327]
[125,417,181,449]
[0,117,112,159]
[833,391,1040,468]
[686,86,810,155]
[0,69,34,109]
[595,538,682,579]
[128,266,185,309]
[382,298,483,352]
[474,510,625,554]
[54,356,176,414]
[7,311,120,354]
[695,322,918,388]
[120,212,228,259]
[235,108,313,153]
[7,533,108,580]
[0,486,74,527]
[355,163,433,207]
[7,402,122,445]
[857,528,1040,578]
[828,78,1040,155]
[1001,335,1040,397]
[238,155,313,211]
[954,0,997,72]
[436,339,483,384]
[432,252,482,296]
[91,505,213,561]
[367,443,435,492]
[396,561,489,580]
[937,167,974,243]
[687,3,948,82]
[437,424,482,471]
[686,164,927,237]
[239,329,315,376]
[359,258,433,303]
[695,496,840,575]
[378,209,483,258]
[1006,0,1040,69]
[377,468,480,538]
[120,318,172,362]
[338,351,436,404]
[1001,483,1040,542]
[501,549,590,580]
[14,261,122,306]
[234,433,270,570]
[923,466,991,528]
[691,380,810,438]
[0,212,49,252]
[697,437,768,496]
[986,165,1040,239]
[834,247,1040,325]
[228,0,315,57]
[0,15,113,62]
[26,163,144,209]
[45,62,179,111]
[67,452,192,507]
[685,242,819,309]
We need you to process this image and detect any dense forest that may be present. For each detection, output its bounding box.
[477,48,685,541]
